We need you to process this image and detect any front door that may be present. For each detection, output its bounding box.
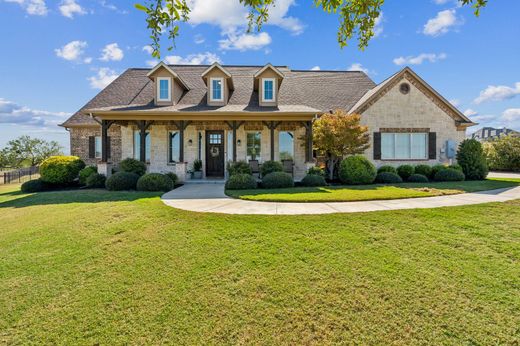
[205,130,224,177]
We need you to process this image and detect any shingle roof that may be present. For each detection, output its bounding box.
[61,65,376,127]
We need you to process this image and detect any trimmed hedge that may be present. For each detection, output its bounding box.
[377,165,397,175]
[119,158,147,176]
[21,179,49,193]
[456,139,488,180]
[79,166,97,185]
[375,172,403,184]
[307,166,325,177]
[414,164,432,178]
[431,164,447,179]
[407,173,429,183]
[40,156,85,185]
[105,172,139,191]
[262,172,294,189]
[261,161,283,177]
[301,174,327,187]
[165,172,178,186]
[434,168,465,182]
[225,174,257,190]
[397,165,415,181]
[227,161,252,176]
[86,173,106,188]
[339,155,376,185]
[136,173,174,192]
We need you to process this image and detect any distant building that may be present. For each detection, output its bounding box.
[471,127,519,141]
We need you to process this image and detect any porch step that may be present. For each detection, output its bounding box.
[184,179,226,184]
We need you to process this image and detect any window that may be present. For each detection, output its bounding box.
[210,78,223,101]
[133,131,151,161]
[246,132,261,160]
[157,77,171,101]
[381,133,427,160]
[208,133,222,144]
[94,136,102,158]
[169,131,180,162]
[262,78,275,102]
[279,131,294,160]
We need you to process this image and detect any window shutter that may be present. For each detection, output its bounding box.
[107,136,111,159]
[428,132,437,159]
[373,132,381,160]
[88,136,95,158]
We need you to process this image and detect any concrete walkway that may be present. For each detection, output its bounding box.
[161,183,520,215]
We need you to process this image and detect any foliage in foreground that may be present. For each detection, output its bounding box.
[40,156,85,185]
[339,155,376,185]
[119,158,147,176]
[300,174,327,187]
[137,173,174,192]
[483,135,520,172]
[375,172,403,184]
[225,173,258,190]
[456,139,488,180]
[227,161,252,177]
[262,171,294,189]
[105,172,140,191]
[434,168,465,182]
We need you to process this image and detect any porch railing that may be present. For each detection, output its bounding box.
[0,166,39,185]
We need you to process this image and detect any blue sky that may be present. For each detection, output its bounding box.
[1,0,519,152]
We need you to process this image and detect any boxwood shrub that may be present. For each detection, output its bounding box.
[261,161,283,177]
[262,172,294,189]
[377,165,397,175]
[375,172,403,184]
[79,166,97,185]
[40,156,85,185]
[431,164,447,179]
[136,173,174,192]
[434,168,465,182]
[339,155,376,185]
[397,165,415,181]
[307,166,325,177]
[86,173,106,188]
[119,158,147,176]
[225,173,257,190]
[105,172,139,191]
[301,174,327,187]
[414,164,432,178]
[227,161,252,176]
[21,179,49,193]
[407,173,429,183]
[165,172,178,186]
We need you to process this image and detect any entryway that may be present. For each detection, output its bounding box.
[205,130,224,177]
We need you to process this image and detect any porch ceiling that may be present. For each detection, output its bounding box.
[88,111,316,121]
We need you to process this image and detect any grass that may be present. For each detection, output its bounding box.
[1,184,519,344]
[226,178,520,202]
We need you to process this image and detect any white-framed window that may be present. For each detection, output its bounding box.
[246,132,261,161]
[210,77,224,101]
[262,78,275,102]
[157,77,171,102]
[134,131,151,161]
[169,131,180,163]
[94,136,102,158]
[279,131,294,160]
[381,133,428,160]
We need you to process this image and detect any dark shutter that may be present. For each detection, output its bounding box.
[88,136,95,158]
[373,132,381,160]
[107,136,111,159]
[428,132,437,159]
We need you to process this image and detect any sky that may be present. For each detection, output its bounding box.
[0,0,519,153]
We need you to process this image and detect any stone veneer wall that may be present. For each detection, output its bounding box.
[70,125,122,166]
[360,75,466,166]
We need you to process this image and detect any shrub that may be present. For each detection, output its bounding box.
[165,172,178,185]
[40,156,85,185]
[377,165,397,175]
[119,158,147,176]
[225,174,257,190]
[339,155,376,185]
[79,166,97,185]
[397,165,415,181]
[483,135,520,172]
[449,164,463,172]
[414,164,432,178]
[431,164,447,178]
[456,139,488,180]
[227,161,252,176]
[193,159,203,172]
[261,160,283,177]
[375,172,403,184]
[262,172,294,189]
[307,166,325,177]
[434,168,465,182]
[407,174,429,183]
[21,179,49,193]
[105,172,139,191]
[136,173,174,192]
[301,174,327,187]
[86,173,106,188]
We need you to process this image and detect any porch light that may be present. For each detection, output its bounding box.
[188,139,193,146]
[237,139,242,146]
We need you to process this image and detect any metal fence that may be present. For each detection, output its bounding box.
[0,166,39,184]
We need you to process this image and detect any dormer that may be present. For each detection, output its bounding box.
[254,63,284,107]
[201,62,233,106]
[147,61,189,106]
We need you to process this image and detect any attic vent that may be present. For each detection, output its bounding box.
[400,83,410,95]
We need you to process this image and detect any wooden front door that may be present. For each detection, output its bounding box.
[205,130,225,177]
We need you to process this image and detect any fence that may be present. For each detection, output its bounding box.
[0,166,39,184]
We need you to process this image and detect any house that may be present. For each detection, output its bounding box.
[60,62,475,181]
[471,127,518,141]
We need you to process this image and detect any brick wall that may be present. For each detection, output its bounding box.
[70,125,122,166]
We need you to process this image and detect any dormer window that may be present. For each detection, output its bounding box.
[262,78,275,102]
[210,77,224,102]
[157,77,171,102]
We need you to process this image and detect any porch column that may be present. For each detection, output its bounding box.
[232,121,237,162]
[304,121,313,162]
[101,120,114,162]
[262,121,280,161]
[179,120,185,162]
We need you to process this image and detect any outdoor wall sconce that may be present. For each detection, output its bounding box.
[237,139,242,146]
[188,139,193,146]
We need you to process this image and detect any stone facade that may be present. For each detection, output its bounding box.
[70,125,122,166]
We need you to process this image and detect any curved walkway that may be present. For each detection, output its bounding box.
[161,183,520,215]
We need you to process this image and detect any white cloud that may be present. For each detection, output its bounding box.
[219,32,271,51]
[55,40,91,63]
[393,53,447,65]
[146,52,222,67]
[474,82,520,104]
[423,9,460,36]
[463,108,477,117]
[502,108,520,122]
[194,34,205,44]
[88,68,119,89]
[142,45,154,54]
[433,0,451,4]
[100,43,124,61]
[374,12,384,37]
[348,63,369,74]
[99,0,127,14]
[310,66,321,71]
[59,0,86,18]
[5,0,48,15]
[0,98,70,127]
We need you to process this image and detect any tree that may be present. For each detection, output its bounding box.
[312,110,370,180]
[136,0,488,58]
[483,135,520,172]
[456,138,488,180]
[0,136,62,168]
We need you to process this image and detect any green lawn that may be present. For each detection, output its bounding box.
[227,178,520,202]
[1,184,519,344]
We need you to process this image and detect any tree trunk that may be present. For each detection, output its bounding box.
[327,156,337,181]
